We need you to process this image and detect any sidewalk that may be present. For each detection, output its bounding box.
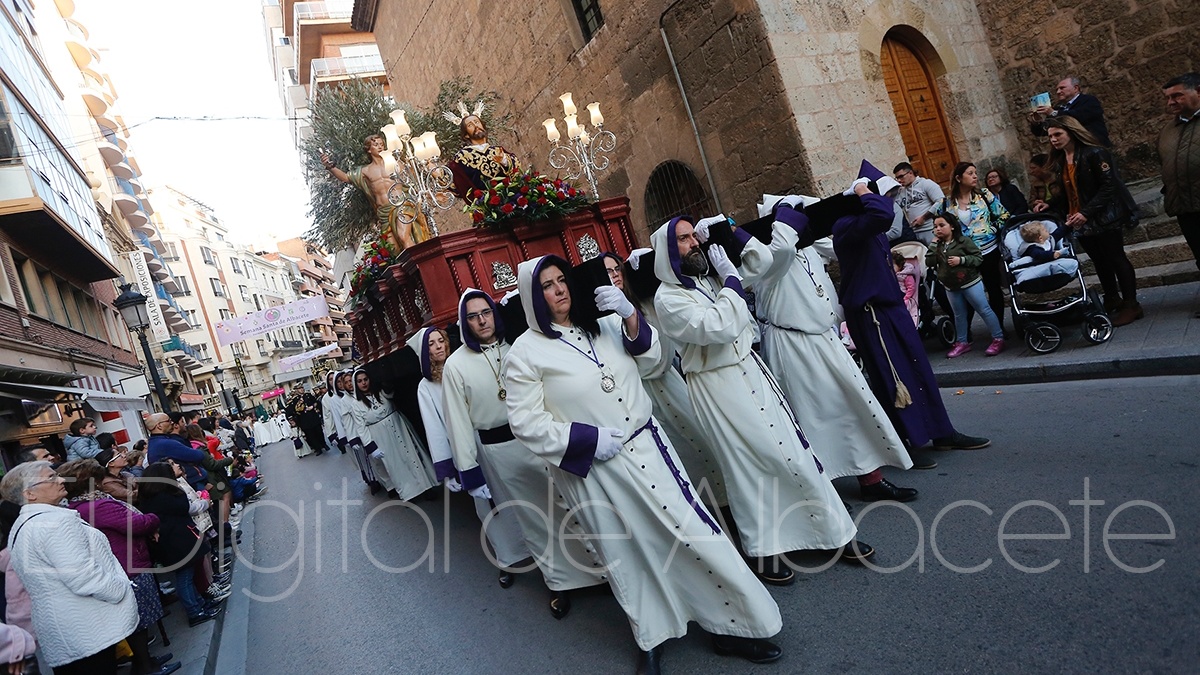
[929,281,1200,387]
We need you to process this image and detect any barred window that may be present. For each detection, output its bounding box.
[643,160,714,227]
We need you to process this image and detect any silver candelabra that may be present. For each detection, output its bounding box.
[381,111,456,238]
[543,93,615,198]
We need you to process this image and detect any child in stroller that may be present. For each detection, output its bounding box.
[1000,213,1113,353]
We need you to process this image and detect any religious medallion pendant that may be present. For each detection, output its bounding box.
[498,387,508,401]
[816,285,825,297]
[601,373,616,393]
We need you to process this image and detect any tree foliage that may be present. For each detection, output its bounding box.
[301,76,514,252]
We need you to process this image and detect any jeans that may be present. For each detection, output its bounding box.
[175,562,206,617]
[948,281,1004,343]
[965,248,1006,331]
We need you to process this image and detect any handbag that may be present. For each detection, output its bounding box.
[293,437,303,450]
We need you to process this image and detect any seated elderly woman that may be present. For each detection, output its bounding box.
[0,461,139,675]
[57,460,180,675]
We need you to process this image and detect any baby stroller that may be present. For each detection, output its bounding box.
[1000,213,1113,353]
[891,241,956,348]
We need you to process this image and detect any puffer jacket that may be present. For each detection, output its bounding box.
[63,434,101,461]
[1049,145,1140,235]
[7,503,138,667]
[67,496,159,578]
[1159,114,1200,215]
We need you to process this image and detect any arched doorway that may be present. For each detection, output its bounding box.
[643,160,714,227]
[881,32,957,187]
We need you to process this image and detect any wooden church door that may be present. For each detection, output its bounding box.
[881,35,957,188]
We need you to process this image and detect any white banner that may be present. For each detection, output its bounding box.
[278,342,340,369]
[215,296,330,346]
[127,252,170,342]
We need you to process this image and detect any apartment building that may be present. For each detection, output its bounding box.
[261,0,386,148]
[0,0,171,458]
[275,237,352,364]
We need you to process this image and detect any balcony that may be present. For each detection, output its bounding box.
[310,53,384,80]
[161,336,204,372]
[274,339,305,353]
[293,1,357,86]
[337,337,352,348]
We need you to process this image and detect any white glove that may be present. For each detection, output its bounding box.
[707,245,741,281]
[594,427,625,461]
[779,195,805,209]
[443,477,463,493]
[693,215,727,244]
[468,484,492,500]
[842,177,870,197]
[594,286,635,318]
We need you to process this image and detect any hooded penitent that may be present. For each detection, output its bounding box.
[650,216,701,289]
[516,255,572,337]
[858,159,901,197]
[456,288,505,352]
[405,327,436,380]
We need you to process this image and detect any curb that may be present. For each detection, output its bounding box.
[934,351,1200,387]
[205,491,257,675]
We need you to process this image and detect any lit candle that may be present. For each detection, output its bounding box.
[578,130,590,145]
[559,92,577,116]
[390,109,411,137]
[382,152,398,176]
[587,102,603,127]
[420,131,441,159]
[543,118,561,143]
[381,124,400,152]
[410,135,428,161]
[565,114,581,140]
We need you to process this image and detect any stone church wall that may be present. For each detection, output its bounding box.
[975,0,1198,181]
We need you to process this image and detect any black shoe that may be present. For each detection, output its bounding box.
[839,540,875,564]
[153,653,174,667]
[549,590,571,620]
[933,431,991,451]
[498,570,514,589]
[859,478,919,503]
[712,635,782,664]
[908,451,938,469]
[636,645,664,675]
[368,481,383,496]
[339,447,347,454]
[187,610,219,627]
[750,556,795,586]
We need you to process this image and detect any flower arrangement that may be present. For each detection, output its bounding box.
[349,236,400,304]
[463,170,590,227]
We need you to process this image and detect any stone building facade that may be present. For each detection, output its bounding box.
[976,0,1198,180]
[359,0,1192,243]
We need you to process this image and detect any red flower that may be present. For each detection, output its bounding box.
[520,186,529,194]
[557,191,566,199]
[472,211,485,223]
[538,197,548,204]
[489,195,501,206]
[568,188,577,197]
[501,203,514,214]
[473,189,484,199]
[517,196,529,207]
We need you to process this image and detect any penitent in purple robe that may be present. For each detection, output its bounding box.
[833,193,954,448]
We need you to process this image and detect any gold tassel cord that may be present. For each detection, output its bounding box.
[868,304,912,409]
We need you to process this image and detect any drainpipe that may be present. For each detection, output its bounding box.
[659,3,722,212]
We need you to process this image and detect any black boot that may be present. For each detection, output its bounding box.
[636,645,664,675]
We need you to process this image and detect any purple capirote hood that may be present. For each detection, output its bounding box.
[457,288,505,352]
[651,215,697,289]
[516,255,570,338]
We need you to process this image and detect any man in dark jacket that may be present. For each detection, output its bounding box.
[145,413,209,488]
[284,385,327,456]
[1159,72,1200,316]
[1029,76,1111,147]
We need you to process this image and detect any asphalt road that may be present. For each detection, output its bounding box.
[243,376,1198,674]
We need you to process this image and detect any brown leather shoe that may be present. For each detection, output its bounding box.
[1111,301,1144,327]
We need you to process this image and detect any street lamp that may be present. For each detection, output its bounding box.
[213,365,229,413]
[113,282,173,412]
